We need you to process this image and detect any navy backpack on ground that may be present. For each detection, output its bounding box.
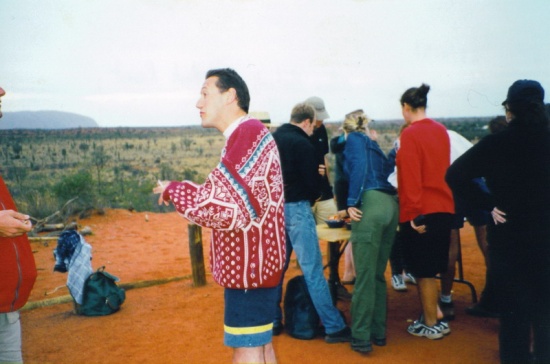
[284,275,320,340]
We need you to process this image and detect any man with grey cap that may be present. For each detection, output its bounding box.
[305,96,339,224]
[306,96,356,289]
[446,79,550,363]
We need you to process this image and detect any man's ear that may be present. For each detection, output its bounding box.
[225,88,238,105]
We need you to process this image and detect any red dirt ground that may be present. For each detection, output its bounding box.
[21,209,499,363]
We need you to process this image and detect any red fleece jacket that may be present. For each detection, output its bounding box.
[396,118,454,223]
[0,177,37,312]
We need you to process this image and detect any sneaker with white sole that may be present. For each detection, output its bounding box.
[407,319,444,340]
[434,320,451,335]
[403,272,417,285]
[391,274,407,291]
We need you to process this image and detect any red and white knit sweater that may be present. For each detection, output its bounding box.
[163,118,286,289]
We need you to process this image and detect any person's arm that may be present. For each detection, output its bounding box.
[344,133,366,210]
[155,122,271,230]
[446,138,495,212]
[397,131,423,219]
[0,210,32,237]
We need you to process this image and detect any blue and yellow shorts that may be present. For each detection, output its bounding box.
[224,287,277,348]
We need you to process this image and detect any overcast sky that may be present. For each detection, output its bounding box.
[1,0,549,127]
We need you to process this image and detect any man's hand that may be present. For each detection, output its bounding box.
[0,210,32,238]
[153,180,170,206]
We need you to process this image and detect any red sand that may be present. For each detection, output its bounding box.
[22,209,499,363]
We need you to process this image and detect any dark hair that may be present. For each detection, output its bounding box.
[488,116,508,134]
[290,103,316,124]
[205,68,250,113]
[400,83,430,109]
[507,99,549,130]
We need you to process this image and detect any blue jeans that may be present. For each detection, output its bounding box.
[274,200,346,335]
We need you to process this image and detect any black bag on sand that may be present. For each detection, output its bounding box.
[284,275,320,340]
[74,266,126,316]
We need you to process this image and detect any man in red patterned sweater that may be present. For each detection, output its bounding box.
[154,69,286,363]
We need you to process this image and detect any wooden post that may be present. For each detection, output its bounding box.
[188,224,206,287]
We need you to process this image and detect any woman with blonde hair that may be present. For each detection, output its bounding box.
[343,110,398,354]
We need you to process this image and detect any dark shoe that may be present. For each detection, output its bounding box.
[465,304,499,318]
[371,336,386,346]
[325,326,352,343]
[351,338,373,353]
[272,321,284,336]
[439,300,455,321]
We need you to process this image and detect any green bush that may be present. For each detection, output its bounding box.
[53,170,95,210]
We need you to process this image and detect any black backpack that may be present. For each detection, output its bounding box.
[284,275,320,340]
[73,267,126,316]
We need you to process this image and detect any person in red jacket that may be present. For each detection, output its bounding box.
[396,84,454,340]
[0,86,38,363]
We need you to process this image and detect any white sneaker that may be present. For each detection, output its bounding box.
[391,274,407,291]
[407,319,444,340]
[403,272,417,285]
[434,320,451,335]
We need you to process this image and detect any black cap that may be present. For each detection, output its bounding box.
[502,79,544,106]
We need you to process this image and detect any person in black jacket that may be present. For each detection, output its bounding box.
[272,102,351,344]
[446,80,550,364]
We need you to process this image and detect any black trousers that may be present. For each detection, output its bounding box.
[488,221,550,364]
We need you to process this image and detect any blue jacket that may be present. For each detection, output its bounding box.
[344,131,396,207]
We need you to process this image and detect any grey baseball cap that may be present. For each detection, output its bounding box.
[305,96,329,120]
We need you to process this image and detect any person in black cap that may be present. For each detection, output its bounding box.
[446,79,550,364]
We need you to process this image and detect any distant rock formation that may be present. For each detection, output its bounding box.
[0,111,98,129]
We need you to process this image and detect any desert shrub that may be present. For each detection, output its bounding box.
[102,177,166,212]
[53,170,95,210]
[20,187,61,221]
[182,168,198,182]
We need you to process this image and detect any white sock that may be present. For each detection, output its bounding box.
[440,294,452,303]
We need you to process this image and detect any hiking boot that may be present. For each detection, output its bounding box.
[407,319,444,340]
[391,274,407,291]
[403,272,417,285]
[325,326,352,343]
[438,300,455,321]
[351,338,373,353]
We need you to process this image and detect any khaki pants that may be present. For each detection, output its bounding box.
[311,198,337,225]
